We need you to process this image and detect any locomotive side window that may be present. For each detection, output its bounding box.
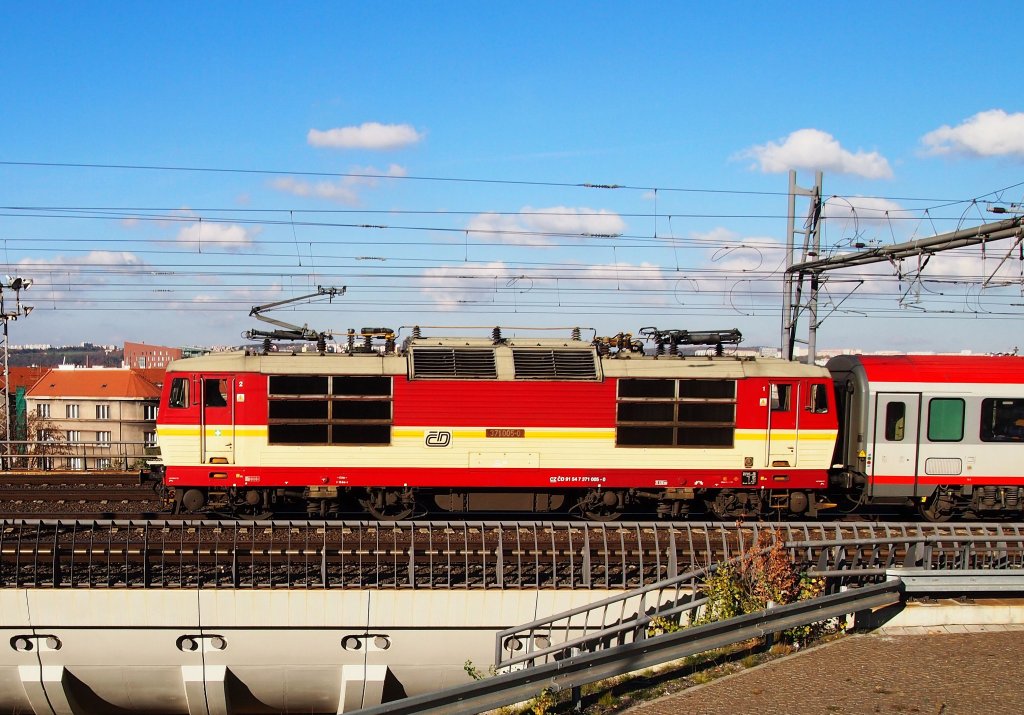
[268,375,392,446]
[616,378,735,448]
[884,402,906,441]
[927,398,964,442]
[168,377,190,408]
[980,398,1024,442]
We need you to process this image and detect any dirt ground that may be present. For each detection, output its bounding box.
[623,628,1024,715]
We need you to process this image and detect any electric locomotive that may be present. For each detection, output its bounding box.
[153,327,839,520]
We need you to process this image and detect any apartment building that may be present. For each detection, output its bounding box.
[123,341,182,369]
[25,367,162,470]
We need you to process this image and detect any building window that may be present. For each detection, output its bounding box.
[66,404,80,419]
[144,431,157,447]
[66,430,81,442]
[928,398,965,442]
[96,404,110,419]
[68,457,84,470]
[37,403,50,419]
[616,379,736,448]
[95,457,112,469]
[96,431,111,447]
[143,404,158,420]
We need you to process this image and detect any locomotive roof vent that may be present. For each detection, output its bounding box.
[410,346,498,379]
[511,348,599,380]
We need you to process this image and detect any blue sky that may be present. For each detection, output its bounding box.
[1,2,1022,353]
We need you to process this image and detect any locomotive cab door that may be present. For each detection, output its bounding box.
[766,381,799,467]
[200,375,235,464]
[870,392,920,498]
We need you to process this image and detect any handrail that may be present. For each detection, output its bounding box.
[494,533,1024,669]
[354,580,902,715]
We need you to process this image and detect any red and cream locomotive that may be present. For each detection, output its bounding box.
[153,327,1024,521]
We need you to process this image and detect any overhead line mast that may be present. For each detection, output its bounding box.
[782,171,1024,363]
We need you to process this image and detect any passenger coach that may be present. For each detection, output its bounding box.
[828,354,1024,520]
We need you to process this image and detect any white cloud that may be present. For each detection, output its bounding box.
[12,251,149,304]
[416,260,678,312]
[271,164,407,206]
[739,129,893,179]
[466,206,626,246]
[176,222,256,252]
[307,122,424,150]
[921,109,1024,158]
[418,262,516,310]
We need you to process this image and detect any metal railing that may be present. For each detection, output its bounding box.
[352,528,1024,714]
[354,580,903,715]
[494,532,1024,670]
[2,520,1023,591]
[0,439,154,471]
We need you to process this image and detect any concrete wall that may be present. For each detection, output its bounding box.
[0,588,622,714]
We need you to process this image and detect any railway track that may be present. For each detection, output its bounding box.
[2,519,1022,590]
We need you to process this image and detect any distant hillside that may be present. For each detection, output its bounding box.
[9,346,123,368]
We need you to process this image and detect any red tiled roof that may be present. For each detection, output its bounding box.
[0,366,49,391]
[133,367,167,388]
[27,368,162,399]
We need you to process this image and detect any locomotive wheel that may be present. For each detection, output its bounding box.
[179,488,206,514]
[360,487,416,521]
[577,489,625,521]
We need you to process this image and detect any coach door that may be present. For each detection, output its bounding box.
[200,375,235,464]
[766,381,799,467]
[871,393,920,498]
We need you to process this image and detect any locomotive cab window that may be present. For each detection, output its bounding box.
[809,383,829,413]
[204,378,228,407]
[770,384,791,412]
[268,374,392,446]
[168,377,190,409]
[927,398,964,442]
[980,398,1024,442]
[616,378,735,448]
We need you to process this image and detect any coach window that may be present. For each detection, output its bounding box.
[980,398,1024,442]
[168,377,190,408]
[927,398,964,442]
[884,402,906,441]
